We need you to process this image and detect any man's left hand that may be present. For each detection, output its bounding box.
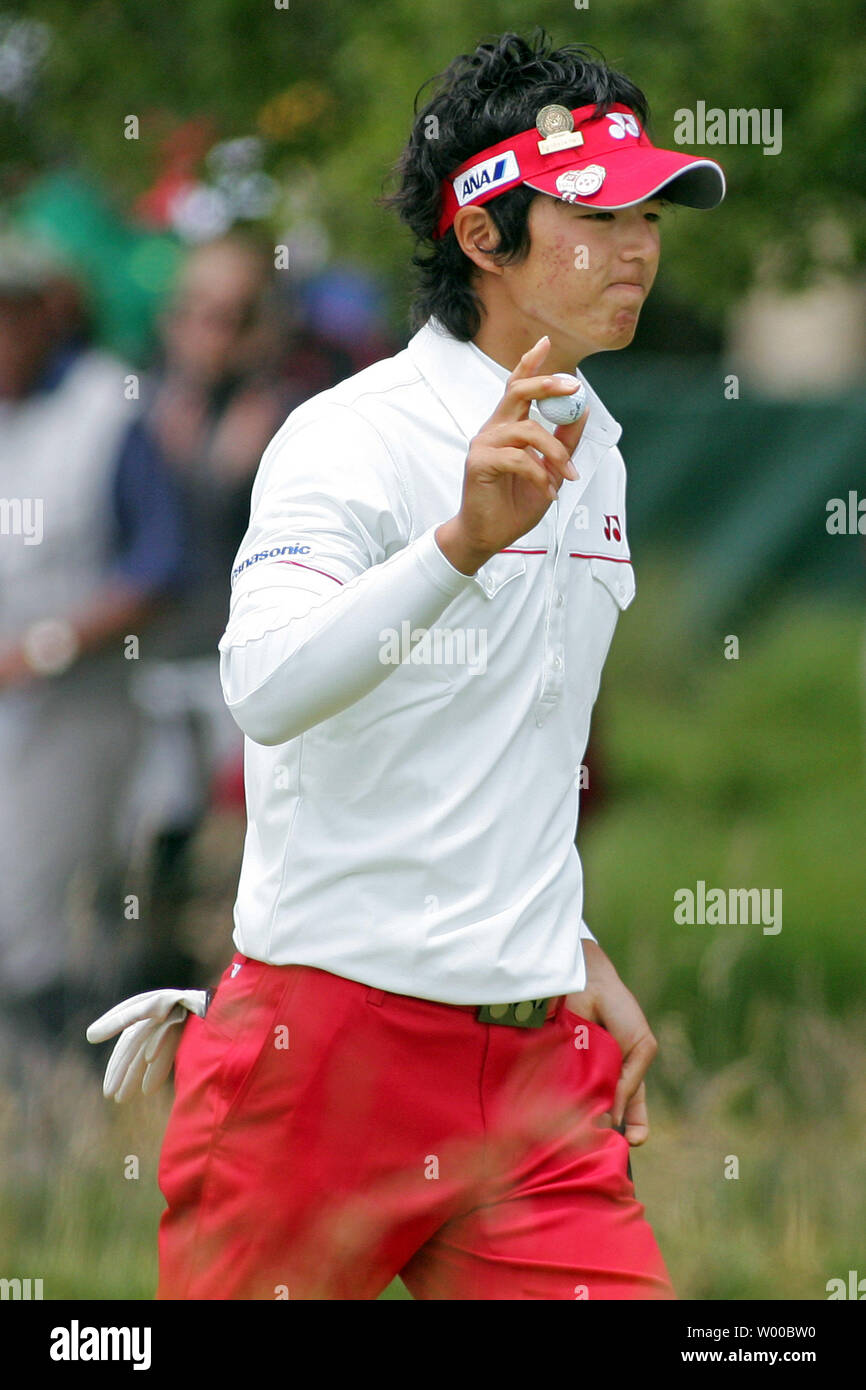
[564,941,658,1147]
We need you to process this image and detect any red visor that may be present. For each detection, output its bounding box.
[434,101,725,239]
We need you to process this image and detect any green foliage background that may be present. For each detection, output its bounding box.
[3,587,864,1300]
[4,0,865,328]
[1,0,864,1304]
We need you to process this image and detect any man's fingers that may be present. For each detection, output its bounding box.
[510,334,551,382]
[479,449,560,502]
[493,333,551,413]
[494,372,584,424]
[621,1083,650,1147]
[595,1087,650,1147]
[485,419,578,482]
[553,405,590,460]
[490,334,585,418]
[611,1032,658,1129]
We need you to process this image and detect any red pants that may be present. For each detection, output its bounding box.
[157,953,675,1300]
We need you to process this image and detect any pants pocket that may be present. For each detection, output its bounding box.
[561,1007,624,1069]
[210,962,303,1132]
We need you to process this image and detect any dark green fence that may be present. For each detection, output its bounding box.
[586,352,866,629]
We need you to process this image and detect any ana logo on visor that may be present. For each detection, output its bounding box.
[455,150,520,206]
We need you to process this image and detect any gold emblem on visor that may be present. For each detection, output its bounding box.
[535,104,585,155]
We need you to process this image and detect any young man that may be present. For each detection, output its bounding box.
[93,31,725,1299]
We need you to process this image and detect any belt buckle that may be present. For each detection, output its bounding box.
[477,999,551,1029]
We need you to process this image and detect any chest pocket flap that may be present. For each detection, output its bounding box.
[472,551,527,600]
[590,556,635,610]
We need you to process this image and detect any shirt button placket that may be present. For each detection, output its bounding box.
[534,519,565,726]
[549,533,567,698]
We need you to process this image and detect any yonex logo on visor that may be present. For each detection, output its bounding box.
[605,112,640,139]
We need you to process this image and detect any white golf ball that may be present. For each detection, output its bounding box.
[537,375,587,425]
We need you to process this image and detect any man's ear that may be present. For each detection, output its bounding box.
[452,207,503,274]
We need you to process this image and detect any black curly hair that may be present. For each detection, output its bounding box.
[382,29,651,341]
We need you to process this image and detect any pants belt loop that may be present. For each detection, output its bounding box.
[366,987,385,1006]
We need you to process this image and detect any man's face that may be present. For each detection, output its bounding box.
[161,243,267,386]
[489,193,663,365]
[0,293,54,399]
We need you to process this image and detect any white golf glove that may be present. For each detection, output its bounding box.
[86,987,211,1102]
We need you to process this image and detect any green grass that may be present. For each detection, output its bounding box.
[2,580,863,1300]
[581,579,866,1071]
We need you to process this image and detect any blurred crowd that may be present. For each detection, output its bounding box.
[0,220,398,1081]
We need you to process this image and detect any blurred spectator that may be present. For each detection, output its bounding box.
[0,232,185,1063]
[121,242,403,995]
[292,267,397,379]
[121,233,300,990]
[139,232,293,661]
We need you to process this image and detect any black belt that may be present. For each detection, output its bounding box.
[476,998,561,1028]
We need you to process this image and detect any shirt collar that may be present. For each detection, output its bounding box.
[406,316,622,451]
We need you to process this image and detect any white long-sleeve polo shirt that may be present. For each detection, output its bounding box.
[218,316,635,1004]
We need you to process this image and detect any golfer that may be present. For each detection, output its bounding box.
[144,31,725,1299]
